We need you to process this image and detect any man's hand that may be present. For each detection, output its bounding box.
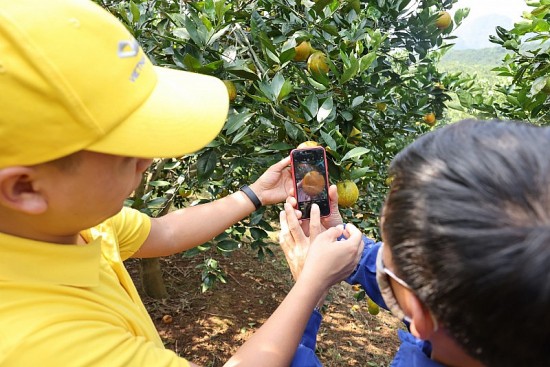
[279,201,363,285]
[286,184,344,236]
[279,202,323,280]
[249,156,293,206]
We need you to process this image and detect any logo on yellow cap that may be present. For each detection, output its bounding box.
[117,40,139,58]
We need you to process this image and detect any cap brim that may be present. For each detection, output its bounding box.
[86,67,229,158]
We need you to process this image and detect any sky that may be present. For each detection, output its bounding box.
[450,0,532,49]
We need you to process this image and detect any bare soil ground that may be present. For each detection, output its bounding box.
[126,244,402,367]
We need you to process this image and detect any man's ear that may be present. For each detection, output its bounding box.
[407,293,438,340]
[0,167,48,214]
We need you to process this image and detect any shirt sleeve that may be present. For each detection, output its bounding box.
[290,310,323,367]
[345,237,388,310]
[109,207,152,261]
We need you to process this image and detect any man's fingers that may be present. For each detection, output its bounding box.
[278,209,290,245]
[328,185,339,209]
[273,156,291,171]
[308,204,323,241]
[284,202,307,243]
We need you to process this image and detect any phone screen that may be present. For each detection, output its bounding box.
[290,147,331,219]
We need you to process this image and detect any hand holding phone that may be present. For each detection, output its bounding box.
[290,146,331,219]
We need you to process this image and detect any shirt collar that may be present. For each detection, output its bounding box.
[0,231,101,287]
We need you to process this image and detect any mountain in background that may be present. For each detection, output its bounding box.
[440,47,509,67]
[452,14,515,49]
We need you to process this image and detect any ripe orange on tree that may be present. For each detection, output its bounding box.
[297,141,319,149]
[178,186,192,198]
[423,112,436,126]
[223,80,237,102]
[349,126,361,138]
[302,170,326,196]
[436,11,452,30]
[307,51,329,75]
[375,102,387,112]
[337,180,359,208]
[294,41,313,62]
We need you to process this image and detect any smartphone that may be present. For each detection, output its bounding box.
[290,146,331,219]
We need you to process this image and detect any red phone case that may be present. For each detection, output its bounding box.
[290,146,331,218]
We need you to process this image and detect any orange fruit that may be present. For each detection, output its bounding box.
[375,102,387,112]
[423,112,436,126]
[349,126,361,138]
[436,11,452,30]
[302,170,326,196]
[178,186,192,198]
[352,284,361,292]
[367,298,380,315]
[162,315,173,324]
[223,80,237,102]
[294,41,313,62]
[337,180,359,208]
[307,51,329,75]
[297,141,319,149]
[343,0,360,14]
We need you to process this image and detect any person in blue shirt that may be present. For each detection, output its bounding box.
[279,119,550,367]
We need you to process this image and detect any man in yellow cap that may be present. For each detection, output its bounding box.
[0,1,365,366]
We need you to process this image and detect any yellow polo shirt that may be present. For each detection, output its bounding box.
[0,207,190,367]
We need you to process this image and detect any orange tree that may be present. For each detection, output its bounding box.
[96,0,465,294]
[447,1,549,124]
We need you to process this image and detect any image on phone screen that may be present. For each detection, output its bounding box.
[291,147,331,219]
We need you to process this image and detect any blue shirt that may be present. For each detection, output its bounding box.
[290,237,441,367]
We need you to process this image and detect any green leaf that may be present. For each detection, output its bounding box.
[184,15,205,46]
[225,112,255,135]
[320,130,337,152]
[340,57,360,84]
[250,227,268,240]
[284,120,300,140]
[231,125,251,144]
[303,94,319,120]
[269,142,295,150]
[147,197,168,207]
[351,96,364,108]
[350,166,373,180]
[216,240,240,252]
[341,147,370,162]
[530,76,549,95]
[359,52,376,73]
[208,25,230,45]
[182,54,202,71]
[317,97,334,122]
[197,150,218,179]
[148,180,171,187]
[129,1,140,23]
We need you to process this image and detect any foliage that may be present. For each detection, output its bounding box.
[446,0,550,124]
[96,0,466,292]
[438,48,511,121]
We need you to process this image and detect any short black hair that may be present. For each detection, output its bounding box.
[382,119,550,367]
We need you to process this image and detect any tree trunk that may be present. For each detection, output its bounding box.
[135,159,172,299]
[140,257,169,299]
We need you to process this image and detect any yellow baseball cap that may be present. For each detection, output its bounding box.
[0,0,229,168]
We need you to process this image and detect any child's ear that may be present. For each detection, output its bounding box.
[407,293,438,340]
[0,167,48,214]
